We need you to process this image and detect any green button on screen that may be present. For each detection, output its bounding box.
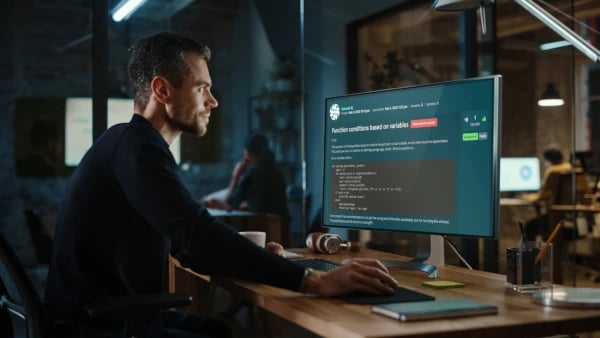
[462,132,479,141]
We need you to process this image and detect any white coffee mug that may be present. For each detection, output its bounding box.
[239,231,266,248]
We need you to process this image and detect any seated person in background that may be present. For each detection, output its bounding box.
[521,146,572,240]
[45,32,397,338]
[204,133,289,221]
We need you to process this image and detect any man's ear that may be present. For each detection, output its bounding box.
[150,76,170,105]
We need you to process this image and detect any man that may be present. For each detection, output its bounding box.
[44,32,397,337]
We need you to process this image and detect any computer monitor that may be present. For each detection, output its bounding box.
[499,157,541,193]
[322,75,501,274]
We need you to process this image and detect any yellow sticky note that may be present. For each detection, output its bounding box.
[422,280,466,288]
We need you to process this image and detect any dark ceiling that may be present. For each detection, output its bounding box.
[4,0,241,96]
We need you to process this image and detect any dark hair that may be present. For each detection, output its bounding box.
[543,147,563,164]
[127,32,211,111]
[244,133,274,164]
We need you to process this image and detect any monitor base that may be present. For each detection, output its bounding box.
[380,234,444,279]
[380,260,438,279]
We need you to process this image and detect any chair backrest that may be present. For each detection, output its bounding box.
[554,169,591,205]
[23,210,53,265]
[0,234,47,338]
[1,235,193,338]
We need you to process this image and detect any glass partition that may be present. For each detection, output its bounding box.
[496,0,597,287]
[304,0,598,287]
[2,1,93,276]
[2,0,597,295]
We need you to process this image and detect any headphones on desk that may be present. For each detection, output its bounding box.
[305,232,360,254]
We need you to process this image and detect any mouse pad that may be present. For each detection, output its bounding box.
[337,287,434,305]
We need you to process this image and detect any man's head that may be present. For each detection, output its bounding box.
[543,146,563,165]
[128,32,218,137]
[128,32,211,111]
[244,133,274,164]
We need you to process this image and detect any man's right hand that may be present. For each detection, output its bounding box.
[301,258,398,296]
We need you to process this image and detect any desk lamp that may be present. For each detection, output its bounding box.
[433,0,600,63]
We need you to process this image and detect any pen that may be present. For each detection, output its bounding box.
[534,220,563,265]
[517,221,526,249]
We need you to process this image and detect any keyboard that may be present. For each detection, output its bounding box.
[293,258,341,271]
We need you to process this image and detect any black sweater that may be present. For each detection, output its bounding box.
[44,114,305,322]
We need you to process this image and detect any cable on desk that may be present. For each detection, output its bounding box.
[442,235,474,270]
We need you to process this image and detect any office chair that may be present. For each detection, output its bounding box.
[548,170,600,283]
[0,234,192,338]
[554,169,591,206]
[531,169,589,217]
[554,170,592,236]
[525,169,590,242]
[23,209,53,265]
[556,171,600,282]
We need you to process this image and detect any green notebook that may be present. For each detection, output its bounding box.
[371,299,498,321]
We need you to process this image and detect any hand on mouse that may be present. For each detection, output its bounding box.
[300,258,398,296]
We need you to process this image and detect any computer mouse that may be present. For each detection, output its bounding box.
[341,258,352,265]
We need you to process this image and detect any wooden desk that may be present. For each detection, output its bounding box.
[174,248,600,338]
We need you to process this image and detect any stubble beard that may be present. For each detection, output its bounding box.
[181,122,207,137]
[167,114,207,138]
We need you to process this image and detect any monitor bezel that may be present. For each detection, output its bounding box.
[321,75,502,239]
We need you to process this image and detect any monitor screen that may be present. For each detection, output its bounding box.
[499,157,541,192]
[322,75,501,238]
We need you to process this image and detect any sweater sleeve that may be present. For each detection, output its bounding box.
[113,127,305,291]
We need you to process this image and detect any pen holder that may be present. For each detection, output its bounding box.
[506,241,553,293]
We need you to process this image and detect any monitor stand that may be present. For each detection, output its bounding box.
[379,234,444,279]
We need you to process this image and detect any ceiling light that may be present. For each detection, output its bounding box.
[539,40,571,51]
[111,0,148,22]
[433,0,600,62]
[433,0,494,11]
[538,83,564,107]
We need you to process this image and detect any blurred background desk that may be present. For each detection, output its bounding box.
[206,208,287,246]
[499,197,533,206]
